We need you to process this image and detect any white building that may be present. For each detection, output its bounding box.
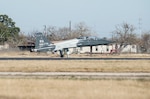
[0,43,9,50]
[68,44,137,54]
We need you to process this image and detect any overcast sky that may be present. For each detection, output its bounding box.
[1,0,150,37]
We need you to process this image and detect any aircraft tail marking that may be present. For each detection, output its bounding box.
[35,32,51,49]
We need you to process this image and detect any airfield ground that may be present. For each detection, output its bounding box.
[0,60,150,72]
[0,51,150,99]
[0,51,149,72]
[0,79,150,99]
[0,50,150,58]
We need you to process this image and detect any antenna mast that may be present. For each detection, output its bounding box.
[139,17,142,36]
[69,21,71,33]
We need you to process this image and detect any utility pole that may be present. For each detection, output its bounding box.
[44,25,47,36]
[139,18,142,36]
[69,21,72,33]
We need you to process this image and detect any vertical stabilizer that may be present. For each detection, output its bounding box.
[35,32,50,49]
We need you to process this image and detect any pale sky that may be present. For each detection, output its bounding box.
[1,0,150,37]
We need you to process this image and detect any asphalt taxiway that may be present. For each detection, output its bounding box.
[0,72,150,80]
[0,57,150,60]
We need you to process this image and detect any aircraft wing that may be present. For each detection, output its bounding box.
[77,37,113,47]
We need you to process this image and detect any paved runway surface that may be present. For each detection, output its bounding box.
[0,72,150,79]
[0,57,150,60]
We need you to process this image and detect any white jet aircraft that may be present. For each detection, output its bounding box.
[31,32,112,57]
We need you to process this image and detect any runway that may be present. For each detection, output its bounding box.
[0,57,150,60]
[0,72,150,80]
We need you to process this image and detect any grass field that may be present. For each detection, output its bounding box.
[0,60,150,72]
[0,52,150,99]
[0,79,150,99]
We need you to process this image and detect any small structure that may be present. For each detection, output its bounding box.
[0,43,9,50]
[18,40,35,51]
[68,44,137,54]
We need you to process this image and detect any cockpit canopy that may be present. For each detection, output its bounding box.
[77,36,99,40]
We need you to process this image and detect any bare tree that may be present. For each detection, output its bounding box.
[47,22,94,41]
[140,31,150,53]
[73,22,92,37]
[47,26,59,41]
[112,23,137,44]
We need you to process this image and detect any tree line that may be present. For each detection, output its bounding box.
[112,23,150,53]
[45,22,95,41]
[0,14,20,46]
[0,14,150,53]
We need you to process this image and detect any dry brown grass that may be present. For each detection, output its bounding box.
[0,79,150,99]
[0,51,150,58]
[0,60,150,72]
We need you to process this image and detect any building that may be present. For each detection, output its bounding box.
[0,43,9,50]
[68,44,137,54]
